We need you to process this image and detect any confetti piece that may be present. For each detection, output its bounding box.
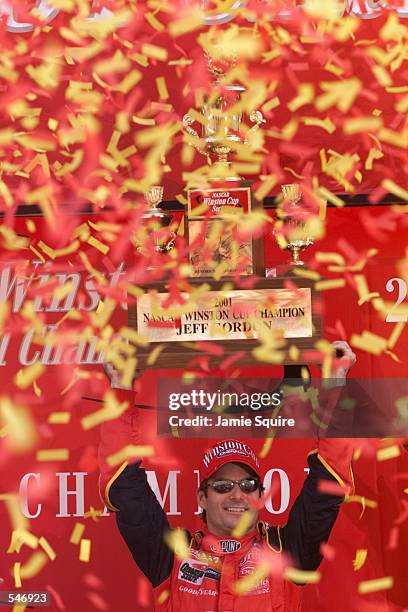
[19,552,48,579]
[345,495,378,510]
[353,549,368,571]
[303,117,336,133]
[13,563,22,588]
[350,333,386,355]
[387,321,405,349]
[314,279,345,291]
[343,117,382,135]
[39,536,56,561]
[0,398,37,453]
[165,529,190,560]
[231,511,254,538]
[14,363,46,389]
[70,523,85,545]
[358,576,393,595]
[157,590,170,605]
[284,568,321,584]
[80,390,128,430]
[36,449,69,461]
[106,445,154,467]
[1,494,29,531]
[156,77,169,101]
[141,44,167,62]
[79,539,91,563]
[87,236,110,255]
[48,412,71,425]
[316,78,361,112]
[7,529,39,554]
[381,179,408,201]
[376,445,401,462]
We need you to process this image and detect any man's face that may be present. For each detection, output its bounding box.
[197,463,261,537]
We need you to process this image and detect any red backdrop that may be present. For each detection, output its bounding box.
[0,205,407,611]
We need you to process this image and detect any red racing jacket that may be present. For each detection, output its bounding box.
[99,392,355,612]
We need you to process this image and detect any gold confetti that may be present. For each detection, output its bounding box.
[36,449,69,462]
[79,539,91,562]
[157,590,170,604]
[1,494,29,531]
[165,529,190,560]
[315,278,345,291]
[13,563,22,588]
[70,523,85,545]
[358,576,393,594]
[87,235,110,254]
[0,398,37,452]
[350,331,387,355]
[7,529,38,554]
[303,117,336,134]
[376,445,401,462]
[145,12,165,32]
[39,536,56,561]
[48,412,71,425]
[231,511,254,538]
[353,548,368,571]
[19,552,48,579]
[262,97,280,112]
[381,179,408,201]
[316,78,361,113]
[156,76,169,100]
[14,363,46,389]
[141,43,168,62]
[387,321,405,349]
[80,390,128,430]
[284,568,321,584]
[343,117,382,135]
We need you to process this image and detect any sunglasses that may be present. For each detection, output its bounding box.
[205,478,261,494]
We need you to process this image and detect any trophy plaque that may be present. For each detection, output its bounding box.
[127,276,321,369]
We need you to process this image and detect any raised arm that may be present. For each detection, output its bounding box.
[98,369,174,587]
[277,438,354,572]
[268,342,357,572]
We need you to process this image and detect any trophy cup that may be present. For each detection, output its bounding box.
[135,186,175,254]
[182,49,265,179]
[279,184,314,267]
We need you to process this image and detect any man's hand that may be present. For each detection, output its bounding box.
[103,362,133,390]
[331,341,356,380]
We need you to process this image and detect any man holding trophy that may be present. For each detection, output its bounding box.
[99,342,359,611]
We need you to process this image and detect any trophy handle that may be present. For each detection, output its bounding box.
[164,230,176,252]
[182,114,207,157]
[248,110,266,132]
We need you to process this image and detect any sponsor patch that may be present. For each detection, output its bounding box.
[210,539,241,554]
[178,561,221,585]
[178,561,206,585]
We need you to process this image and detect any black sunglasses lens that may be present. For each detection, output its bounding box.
[211,479,259,494]
[212,480,234,493]
[240,479,258,493]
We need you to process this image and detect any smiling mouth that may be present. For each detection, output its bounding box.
[223,507,248,514]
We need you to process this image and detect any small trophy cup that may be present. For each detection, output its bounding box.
[280,184,314,266]
[135,186,175,253]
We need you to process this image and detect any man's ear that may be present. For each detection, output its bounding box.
[197,489,207,511]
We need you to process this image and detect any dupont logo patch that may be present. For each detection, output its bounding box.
[210,539,241,554]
